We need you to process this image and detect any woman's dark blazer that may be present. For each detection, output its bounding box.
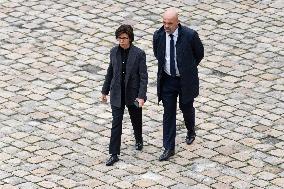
[102,45,148,107]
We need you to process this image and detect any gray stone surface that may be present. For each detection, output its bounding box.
[0,0,283,188]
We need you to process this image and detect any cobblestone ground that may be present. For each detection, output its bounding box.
[0,0,283,188]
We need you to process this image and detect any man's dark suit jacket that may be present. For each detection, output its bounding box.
[153,24,204,104]
[102,45,148,107]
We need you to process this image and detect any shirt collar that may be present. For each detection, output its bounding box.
[119,45,131,52]
[168,28,178,38]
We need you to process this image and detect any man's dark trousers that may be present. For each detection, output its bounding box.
[109,104,142,155]
[161,72,195,150]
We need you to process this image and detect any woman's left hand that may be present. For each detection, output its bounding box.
[136,98,145,107]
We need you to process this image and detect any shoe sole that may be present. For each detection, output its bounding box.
[106,159,119,166]
[159,153,175,161]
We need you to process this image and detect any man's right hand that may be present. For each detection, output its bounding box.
[101,94,107,103]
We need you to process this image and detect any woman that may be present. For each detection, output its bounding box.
[101,25,148,166]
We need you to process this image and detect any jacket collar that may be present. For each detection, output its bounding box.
[157,23,183,36]
[157,24,183,46]
[115,44,136,73]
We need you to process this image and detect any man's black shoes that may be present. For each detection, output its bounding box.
[186,135,195,145]
[106,154,119,166]
[135,141,143,151]
[159,149,175,161]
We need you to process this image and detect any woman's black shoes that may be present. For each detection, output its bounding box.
[135,141,143,151]
[106,141,143,166]
[106,154,119,166]
[186,135,195,145]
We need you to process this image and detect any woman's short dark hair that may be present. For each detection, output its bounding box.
[115,24,134,43]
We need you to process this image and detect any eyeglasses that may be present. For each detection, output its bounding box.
[117,37,129,40]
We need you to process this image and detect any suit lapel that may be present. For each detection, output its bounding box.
[125,45,137,87]
[115,46,122,78]
[161,32,166,66]
[176,24,183,47]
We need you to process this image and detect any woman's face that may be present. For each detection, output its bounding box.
[117,33,130,49]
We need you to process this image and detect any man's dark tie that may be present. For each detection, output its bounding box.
[169,34,176,77]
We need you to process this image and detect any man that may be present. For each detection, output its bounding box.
[101,25,148,166]
[153,8,204,161]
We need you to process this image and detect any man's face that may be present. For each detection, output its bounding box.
[163,16,179,34]
[117,33,130,49]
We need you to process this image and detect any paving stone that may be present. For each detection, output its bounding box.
[256,171,278,181]
[17,182,40,189]
[0,184,19,189]
[113,180,133,189]
[231,180,252,189]
[217,175,237,184]
[0,0,283,188]
[211,182,232,189]
[252,179,270,188]
[37,181,58,188]
[133,179,156,188]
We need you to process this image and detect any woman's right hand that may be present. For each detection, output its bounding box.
[101,94,107,103]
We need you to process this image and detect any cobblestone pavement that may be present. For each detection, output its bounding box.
[0,0,283,188]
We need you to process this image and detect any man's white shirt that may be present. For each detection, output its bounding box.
[164,28,180,76]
